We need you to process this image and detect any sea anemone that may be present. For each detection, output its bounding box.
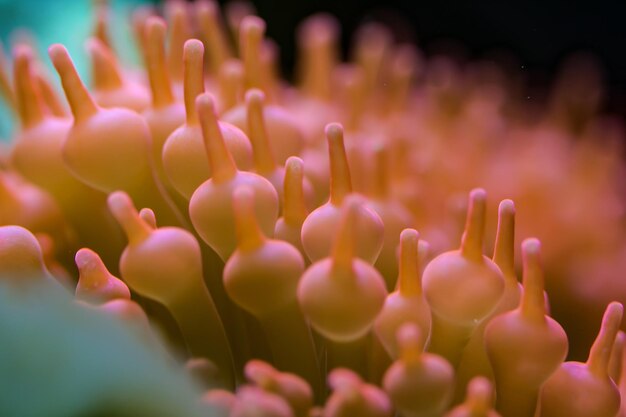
[0,1,625,416]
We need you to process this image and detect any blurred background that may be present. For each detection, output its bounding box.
[250,0,626,112]
[0,0,624,138]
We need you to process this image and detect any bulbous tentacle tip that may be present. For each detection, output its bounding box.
[325,122,344,140]
[519,237,547,320]
[195,91,216,113]
[138,207,157,229]
[418,240,430,259]
[241,15,266,37]
[498,198,515,215]
[606,302,625,328]
[167,0,188,22]
[75,246,131,302]
[285,156,304,175]
[328,368,361,391]
[107,190,134,218]
[106,191,152,244]
[245,87,265,105]
[86,36,123,89]
[13,43,46,127]
[522,237,541,257]
[469,187,487,204]
[48,44,77,79]
[298,13,340,43]
[400,228,419,246]
[48,42,97,121]
[588,301,624,377]
[244,86,276,173]
[183,38,204,57]
[283,156,308,225]
[460,187,488,259]
[145,15,167,38]
[195,0,217,14]
[244,359,276,383]
[195,91,238,182]
[13,44,34,66]
[47,43,68,63]
[493,199,517,276]
[398,228,421,296]
[182,38,205,122]
[325,121,352,205]
[464,376,494,412]
[74,247,99,271]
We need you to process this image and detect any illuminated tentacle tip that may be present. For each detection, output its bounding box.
[466,376,494,411]
[245,359,275,379]
[588,301,624,376]
[241,15,266,39]
[285,156,304,177]
[145,15,167,39]
[608,331,626,382]
[499,198,515,216]
[397,228,421,295]
[298,13,339,44]
[138,207,157,229]
[602,302,624,341]
[459,187,488,258]
[75,248,130,302]
[493,199,516,270]
[202,389,237,414]
[13,44,33,68]
[75,247,101,272]
[325,122,344,143]
[522,237,541,257]
[48,42,98,122]
[183,38,204,59]
[195,91,217,115]
[400,228,419,250]
[47,43,70,67]
[245,88,265,106]
[107,191,136,220]
[469,188,487,205]
[328,368,361,391]
[107,191,151,244]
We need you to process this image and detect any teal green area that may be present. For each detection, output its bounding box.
[0,0,152,140]
[0,279,210,417]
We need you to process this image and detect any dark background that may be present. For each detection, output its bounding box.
[203,0,626,114]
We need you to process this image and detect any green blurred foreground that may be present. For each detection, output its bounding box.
[0,279,210,417]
